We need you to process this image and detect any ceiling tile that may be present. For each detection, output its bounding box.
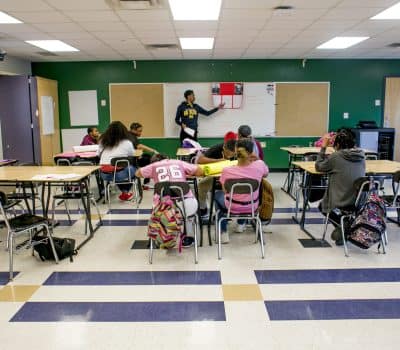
[0,23,42,34]
[79,22,128,32]
[337,0,398,8]
[0,0,52,11]
[116,9,171,22]
[151,48,182,59]
[45,0,110,10]
[32,22,84,33]
[223,0,281,8]
[92,31,135,39]
[64,10,120,22]
[183,51,212,59]
[47,32,95,40]
[283,0,341,8]
[6,11,69,23]
[221,9,271,21]
[322,7,385,20]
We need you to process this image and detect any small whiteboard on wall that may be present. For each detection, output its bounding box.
[41,95,54,135]
[68,90,99,126]
[61,128,87,152]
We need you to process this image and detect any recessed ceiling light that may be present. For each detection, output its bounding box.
[179,37,214,50]
[169,0,222,20]
[25,40,79,52]
[273,5,294,10]
[371,2,400,19]
[0,11,22,24]
[317,36,369,49]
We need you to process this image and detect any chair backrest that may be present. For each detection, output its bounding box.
[154,181,191,217]
[224,178,260,217]
[110,156,136,167]
[56,158,71,166]
[365,152,378,160]
[353,176,380,209]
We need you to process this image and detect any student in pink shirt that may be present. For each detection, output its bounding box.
[136,154,204,247]
[81,127,100,146]
[215,139,269,244]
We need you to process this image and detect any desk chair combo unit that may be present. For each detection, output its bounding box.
[149,182,200,264]
[215,179,265,260]
[0,191,59,281]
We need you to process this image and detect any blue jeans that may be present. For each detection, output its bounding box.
[214,190,245,232]
[101,166,136,192]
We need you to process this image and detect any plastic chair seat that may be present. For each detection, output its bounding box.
[8,214,48,231]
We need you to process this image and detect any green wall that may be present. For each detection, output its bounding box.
[31,59,400,169]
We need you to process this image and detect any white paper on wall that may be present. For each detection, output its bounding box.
[41,95,55,135]
[68,90,99,126]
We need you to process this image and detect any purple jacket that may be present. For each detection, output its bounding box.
[80,135,97,146]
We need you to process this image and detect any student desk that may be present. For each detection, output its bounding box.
[54,149,143,163]
[0,165,101,250]
[176,148,198,162]
[0,159,18,166]
[291,160,400,246]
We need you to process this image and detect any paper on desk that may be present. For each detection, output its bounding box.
[183,127,195,137]
[31,173,81,180]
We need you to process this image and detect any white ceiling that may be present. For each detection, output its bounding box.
[1,0,400,61]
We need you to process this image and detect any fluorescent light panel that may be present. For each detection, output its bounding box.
[180,37,214,49]
[25,40,79,52]
[169,0,221,20]
[317,36,369,49]
[371,2,400,19]
[0,11,22,23]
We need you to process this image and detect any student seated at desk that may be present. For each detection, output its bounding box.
[98,121,136,201]
[129,122,159,188]
[238,125,264,161]
[196,139,237,218]
[81,127,100,146]
[136,154,204,247]
[214,139,269,244]
[315,130,365,245]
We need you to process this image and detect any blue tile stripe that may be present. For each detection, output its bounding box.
[265,299,400,320]
[0,272,18,285]
[255,268,400,284]
[10,301,226,322]
[44,271,222,285]
[101,219,148,226]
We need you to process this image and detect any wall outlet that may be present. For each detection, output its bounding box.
[375,99,381,106]
[101,99,107,107]
[260,141,266,148]
[343,112,349,119]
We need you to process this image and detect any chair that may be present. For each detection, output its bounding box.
[149,181,199,264]
[215,178,265,260]
[104,157,141,209]
[0,191,59,281]
[365,152,378,160]
[51,161,103,232]
[322,177,385,257]
[381,170,400,225]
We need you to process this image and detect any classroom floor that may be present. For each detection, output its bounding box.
[1,173,400,350]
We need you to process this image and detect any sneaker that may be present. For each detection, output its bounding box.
[182,236,194,248]
[143,185,150,191]
[220,232,230,244]
[235,223,246,233]
[119,192,133,201]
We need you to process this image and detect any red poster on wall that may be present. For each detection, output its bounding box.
[212,82,243,109]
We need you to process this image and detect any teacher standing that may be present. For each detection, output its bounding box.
[175,89,224,145]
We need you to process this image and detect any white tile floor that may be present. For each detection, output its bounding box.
[1,173,400,350]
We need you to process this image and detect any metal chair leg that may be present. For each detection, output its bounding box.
[217,218,223,260]
[8,232,14,281]
[257,218,265,259]
[341,216,349,257]
[64,199,72,224]
[194,215,199,264]
[322,213,330,241]
[45,224,59,264]
[149,238,153,264]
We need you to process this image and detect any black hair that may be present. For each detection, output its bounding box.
[130,122,142,130]
[87,127,96,134]
[184,90,194,99]
[334,131,356,150]
[238,125,252,138]
[224,139,237,152]
[99,121,129,148]
[236,139,253,159]
[151,153,168,163]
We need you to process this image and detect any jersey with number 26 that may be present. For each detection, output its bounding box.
[140,159,198,199]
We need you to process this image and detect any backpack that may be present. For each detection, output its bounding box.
[348,193,386,249]
[147,196,184,250]
[32,236,77,262]
[258,178,274,221]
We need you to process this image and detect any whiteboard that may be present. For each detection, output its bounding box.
[164,82,275,137]
[61,128,87,152]
[68,90,99,126]
[41,95,54,135]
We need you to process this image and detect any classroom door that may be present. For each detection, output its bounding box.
[384,77,400,161]
[0,75,40,163]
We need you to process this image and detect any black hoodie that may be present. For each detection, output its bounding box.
[175,101,219,131]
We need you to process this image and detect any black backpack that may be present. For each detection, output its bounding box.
[33,236,77,262]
